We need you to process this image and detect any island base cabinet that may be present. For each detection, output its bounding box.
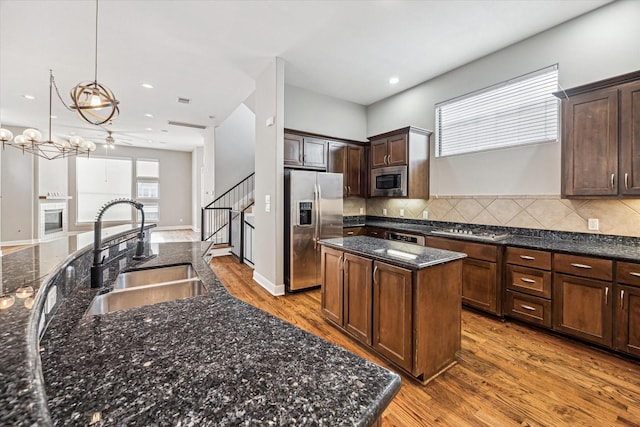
[344,253,373,345]
[553,273,613,347]
[614,285,640,357]
[373,261,413,372]
[321,247,345,326]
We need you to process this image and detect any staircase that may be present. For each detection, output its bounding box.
[201,173,255,265]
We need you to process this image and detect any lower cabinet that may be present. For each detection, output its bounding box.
[553,273,613,347]
[320,245,463,384]
[373,261,412,371]
[614,261,640,357]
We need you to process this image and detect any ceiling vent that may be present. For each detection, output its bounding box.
[177,97,191,104]
[167,120,207,130]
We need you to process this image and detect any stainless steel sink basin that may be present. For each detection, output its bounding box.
[86,279,207,316]
[115,264,198,289]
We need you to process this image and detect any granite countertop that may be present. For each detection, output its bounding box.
[0,225,153,426]
[320,236,466,270]
[37,242,401,426]
[349,217,640,263]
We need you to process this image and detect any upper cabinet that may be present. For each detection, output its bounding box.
[370,133,408,168]
[367,127,432,199]
[328,142,365,197]
[556,70,640,198]
[284,133,327,170]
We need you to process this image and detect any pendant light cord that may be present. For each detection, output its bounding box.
[94,0,99,83]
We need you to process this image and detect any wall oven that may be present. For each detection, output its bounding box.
[370,165,407,197]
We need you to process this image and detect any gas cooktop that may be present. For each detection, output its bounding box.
[431,228,511,242]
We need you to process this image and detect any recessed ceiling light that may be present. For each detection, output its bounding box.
[141,83,154,89]
[389,76,400,85]
[23,94,35,100]
[144,113,153,118]
[50,115,57,119]
[145,127,152,131]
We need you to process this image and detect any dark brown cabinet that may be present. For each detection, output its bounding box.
[328,142,365,197]
[614,261,640,356]
[364,227,387,239]
[284,132,327,169]
[553,253,613,347]
[505,247,552,328]
[426,236,502,316]
[368,127,431,199]
[557,71,640,197]
[342,227,364,237]
[372,261,413,371]
[320,247,373,346]
[370,134,407,168]
[320,246,344,325]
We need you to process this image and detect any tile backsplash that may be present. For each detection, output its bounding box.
[365,196,640,238]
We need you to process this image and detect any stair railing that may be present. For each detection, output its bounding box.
[201,173,255,246]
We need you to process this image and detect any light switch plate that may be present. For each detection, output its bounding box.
[399,209,404,217]
[423,211,429,219]
[383,208,387,216]
[588,218,599,231]
[359,207,364,215]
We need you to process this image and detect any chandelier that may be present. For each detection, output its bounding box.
[69,0,119,125]
[0,70,97,160]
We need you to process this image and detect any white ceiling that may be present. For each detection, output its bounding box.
[0,0,612,152]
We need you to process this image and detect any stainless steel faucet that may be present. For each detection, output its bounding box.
[90,198,146,288]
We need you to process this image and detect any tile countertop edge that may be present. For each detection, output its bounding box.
[22,224,157,425]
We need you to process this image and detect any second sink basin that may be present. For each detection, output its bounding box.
[115,264,198,289]
[86,279,207,316]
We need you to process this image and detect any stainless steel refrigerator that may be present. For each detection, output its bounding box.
[285,170,343,292]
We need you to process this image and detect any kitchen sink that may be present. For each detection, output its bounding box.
[86,279,207,316]
[373,248,418,260]
[115,264,198,289]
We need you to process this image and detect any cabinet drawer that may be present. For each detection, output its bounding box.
[426,236,497,262]
[507,265,552,299]
[616,261,640,287]
[506,247,551,270]
[343,227,363,237]
[505,290,552,328]
[554,253,612,281]
[365,227,387,238]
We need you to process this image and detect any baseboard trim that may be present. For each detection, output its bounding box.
[0,238,40,246]
[252,271,285,296]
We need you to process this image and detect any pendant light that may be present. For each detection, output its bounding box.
[69,0,119,125]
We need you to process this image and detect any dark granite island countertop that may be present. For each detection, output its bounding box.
[320,236,467,270]
[38,242,401,426]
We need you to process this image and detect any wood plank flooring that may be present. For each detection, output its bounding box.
[209,255,640,427]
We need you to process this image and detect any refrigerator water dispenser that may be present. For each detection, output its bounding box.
[298,201,313,226]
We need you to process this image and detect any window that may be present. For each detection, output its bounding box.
[76,157,132,223]
[435,65,559,157]
[136,159,159,222]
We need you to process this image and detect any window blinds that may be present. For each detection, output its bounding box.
[435,65,559,157]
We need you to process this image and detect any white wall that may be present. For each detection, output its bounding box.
[253,57,285,295]
[202,127,216,207]
[67,145,192,231]
[214,103,256,196]
[192,146,203,231]
[284,84,368,141]
[367,0,640,196]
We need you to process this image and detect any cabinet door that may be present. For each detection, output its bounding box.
[302,137,327,169]
[370,139,388,168]
[284,133,303,166]
[620,81,640,195]
[562,87,619,196]
[320,247,344,326]
[346,145,364,197]
[344,253,373,345]
[327,142,347,174]
[461,258,498,315]
[615,284,640,356]
[373,261,413,371]
[387,133,408,166]
[553,273,613,347]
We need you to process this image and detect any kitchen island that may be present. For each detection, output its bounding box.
[2,234,400,426]
[319,236,467,384]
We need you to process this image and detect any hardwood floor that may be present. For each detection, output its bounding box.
[209,255,640,427]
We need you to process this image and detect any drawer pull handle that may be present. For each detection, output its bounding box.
[373,265,378,283]
[520,278,536,284]
[625,173,629,190]
[520,304,536,311]
[519,255,535,260]
[570,263,592,269]
[605,286,609,305]
[629,272,640,277]
[611,173,615,188]
[621,289,625,309]
[346,231,354,235]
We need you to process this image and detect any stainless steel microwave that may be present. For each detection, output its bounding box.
[371,165,407,197]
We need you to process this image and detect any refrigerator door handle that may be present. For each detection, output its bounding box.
[316,181,322,248]
[313,182,319,249]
